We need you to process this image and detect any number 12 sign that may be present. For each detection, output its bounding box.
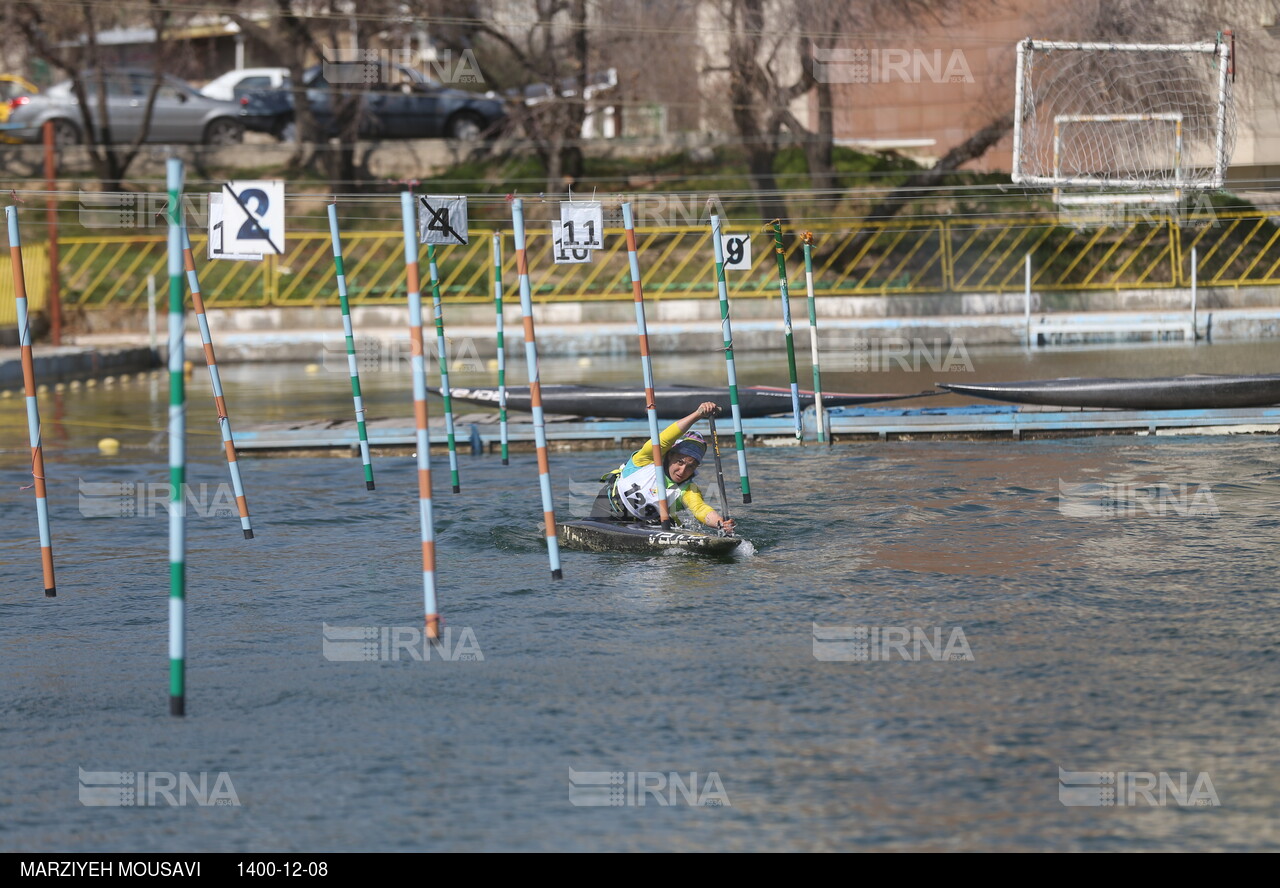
[221,180,285,255]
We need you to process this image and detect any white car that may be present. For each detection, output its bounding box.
[200,67,290,102]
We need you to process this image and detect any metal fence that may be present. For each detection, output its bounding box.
[32,211,1280,311]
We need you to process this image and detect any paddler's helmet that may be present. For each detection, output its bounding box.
[668,431,707,464]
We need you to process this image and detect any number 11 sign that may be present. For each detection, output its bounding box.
[560,200,603,250]
[221,181,285,255]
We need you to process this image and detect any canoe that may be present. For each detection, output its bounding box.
[436,384,930,419]
[556,518,743,555]
[937,374,1280,410]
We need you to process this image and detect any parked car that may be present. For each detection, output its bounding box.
[238,61,507,142]
[0,74,39,143]
[200,67,290,102]
[3,69,248,146]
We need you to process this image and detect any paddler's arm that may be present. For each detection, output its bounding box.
[633,401,721,466]
[682,485,736,534]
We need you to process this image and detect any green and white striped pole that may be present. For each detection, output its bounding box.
[166,158,186,717]
[492,232,510,465]
[709,214,751,503]
[426,243,461,492]
[801,232,826,444]
[770,220,803,441]
[326,203,375,489]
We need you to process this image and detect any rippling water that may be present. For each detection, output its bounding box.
[1,343,1278,851]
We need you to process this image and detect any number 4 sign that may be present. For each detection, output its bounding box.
[221,181,285,255]
[418,195,468,245]
[560,200,603,249]
[721,234,751,270]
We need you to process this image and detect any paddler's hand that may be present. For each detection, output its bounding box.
[697,401,720,418]
[716,517,736,535]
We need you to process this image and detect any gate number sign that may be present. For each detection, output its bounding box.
[721,234,751,270]
[221,180,285,255]
[560,200,604,250]
[418,195,469,245]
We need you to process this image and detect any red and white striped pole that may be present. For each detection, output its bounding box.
[7,205,55,596]
[401,191,440,640]
[510,198,562,579]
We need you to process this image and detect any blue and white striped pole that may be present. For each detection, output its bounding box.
[510,199,562,579]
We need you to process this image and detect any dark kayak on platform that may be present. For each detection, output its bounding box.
[556,518,743,555]
[437,384,931,418]
[938,374,1280,410]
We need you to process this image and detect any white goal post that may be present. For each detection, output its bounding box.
[1012,38,1234,194]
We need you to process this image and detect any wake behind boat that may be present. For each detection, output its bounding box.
[938,374,1280,410]
[436,384,931,419]
[556,517,743,555]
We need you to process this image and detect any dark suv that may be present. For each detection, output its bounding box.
[239,61,508,142]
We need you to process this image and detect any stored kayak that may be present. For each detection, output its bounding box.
[437,384,931,418]
[937,374,1280,410]
[556,518,743,555]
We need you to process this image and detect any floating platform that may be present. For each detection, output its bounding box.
[233,404,1280,456]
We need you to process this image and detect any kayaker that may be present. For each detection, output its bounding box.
[589,401,736,534]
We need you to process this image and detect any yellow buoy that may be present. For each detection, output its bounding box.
[69,379,82,389]
[98,437,121,456]
[183,360,194,378]
[304,363,320,374]
[85,378,97,388]
[577,357,592,367]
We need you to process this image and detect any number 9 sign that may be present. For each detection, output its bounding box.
[721,234,751,271]
[222,181,285,255]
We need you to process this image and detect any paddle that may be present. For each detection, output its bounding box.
[707,412,732,536]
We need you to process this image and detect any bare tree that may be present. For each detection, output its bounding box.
[7,0,181,190]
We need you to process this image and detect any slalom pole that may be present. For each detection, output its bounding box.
[425,243,461,493]
[707,413,731,535]
[622,201,671,529]
[326,203,375,490]
[769,219,803,441]
[182,227,253,538]
[510,198,562,579]
[492,232,510,465]
[165,158,186,716]
[6,205,55,596]
[709,214,751,503]
[400,191,440,640]
[801,232,826,444]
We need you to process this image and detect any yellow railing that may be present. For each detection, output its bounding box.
[0,245,49,325]
[39,210,1280,311]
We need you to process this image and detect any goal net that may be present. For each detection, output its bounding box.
[1012,38,1235,197]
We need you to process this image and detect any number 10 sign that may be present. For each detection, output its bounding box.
[221,181,285,255]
